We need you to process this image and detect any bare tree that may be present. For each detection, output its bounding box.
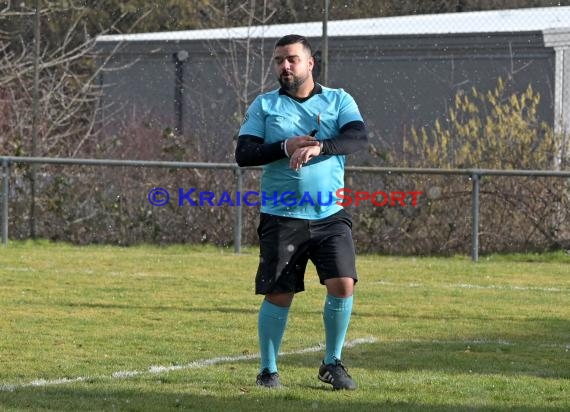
[205,0,276,123]
[0,1,148,240]
[0,1,149,158]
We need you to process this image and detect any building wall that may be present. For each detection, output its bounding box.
[96,31,556,164]
[323,33,554,161]
[99,47,177,130]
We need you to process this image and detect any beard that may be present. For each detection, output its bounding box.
[278,71,309,92]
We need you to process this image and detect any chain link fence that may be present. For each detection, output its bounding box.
[95,3,570,161]
[4,3,570,254]
[314,5,570,158]
[2,157,570,257]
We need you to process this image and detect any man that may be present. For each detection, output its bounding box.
[235,34,367,390]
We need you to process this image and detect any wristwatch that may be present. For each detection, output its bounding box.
[282,139,290,157]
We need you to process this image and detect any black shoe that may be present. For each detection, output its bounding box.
[256,368,281,388]
[318,359,357,390]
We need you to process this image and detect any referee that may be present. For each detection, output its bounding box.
[235,34,367,390]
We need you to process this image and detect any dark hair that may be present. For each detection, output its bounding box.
[274,34,313,55]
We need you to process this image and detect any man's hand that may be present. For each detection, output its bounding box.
[284,135,319,156]
[289,144,322,171]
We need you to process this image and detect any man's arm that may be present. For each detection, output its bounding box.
[320,120,367,155]
[235,135,285,167]
[235,135,321,167]
[288,121,368,170]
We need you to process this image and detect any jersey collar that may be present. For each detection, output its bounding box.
[279,83,322,103]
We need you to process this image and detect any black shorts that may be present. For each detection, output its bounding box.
[255,209,358,295]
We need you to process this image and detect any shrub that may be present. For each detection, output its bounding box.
[381,77,570,254]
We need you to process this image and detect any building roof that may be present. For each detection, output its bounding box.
[96,6,570,43]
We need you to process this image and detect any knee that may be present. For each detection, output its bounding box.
[265,293,294,307]
[325,277,355,298]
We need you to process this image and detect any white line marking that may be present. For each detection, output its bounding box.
[452,283,564,292]
[373,280,566,293]
[0,337,377,392]
[392,338,570,350]
[3,336,567,392]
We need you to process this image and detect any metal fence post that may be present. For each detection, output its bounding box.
[2,158,9,247]
[471,173,480,262]
[322,0,329,86]
[2,157,569,257]
[234,167,243,254]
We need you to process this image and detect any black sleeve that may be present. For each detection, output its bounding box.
[235,135,286,167]
[321,120,367,155]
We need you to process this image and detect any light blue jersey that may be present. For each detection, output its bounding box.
[239,85,363,219]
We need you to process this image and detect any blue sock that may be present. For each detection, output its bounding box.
[323,294,353,365]
[258,299,289,373]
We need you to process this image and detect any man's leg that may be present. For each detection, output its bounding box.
[317,277,357,390]
[255,213,308,387]
[310,210,358,390]
[323,277,354,365]
[258,293,294,377]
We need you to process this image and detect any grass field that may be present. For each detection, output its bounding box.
[0,241,568,411]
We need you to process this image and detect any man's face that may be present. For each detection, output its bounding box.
[273,42,314,92]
